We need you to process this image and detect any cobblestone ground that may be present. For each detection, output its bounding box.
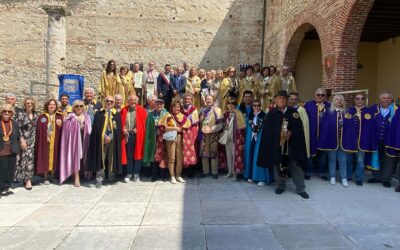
[0,176,399,250]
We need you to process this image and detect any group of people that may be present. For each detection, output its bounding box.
[0,61,399,201]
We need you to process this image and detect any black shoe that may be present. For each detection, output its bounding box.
[297,192,309,199]
[0,191,8,196]
[187,173,195,179]
[321,176,328,181]
[151,176,158,182]
[367,178,381,184]
[6,190,14,195]
[395,185,400,192]
[199,173,210,178]
[275,188,285,195]
[305,175,311,180]
[356,180,363,186]
[212,174,218,179]
[383,181,391,188]
[347,177,353,181]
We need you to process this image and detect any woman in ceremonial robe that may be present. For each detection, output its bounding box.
[221,97,246,180]
[119,66,135,105]
[259,67,270,111]
[0,104,20,196]
[238,67,261,103]
[260,66,281,110]
[244,99,273,186]
[15,98,38,190]
[185,68,202,110]
[318,95,357,187]
[34,99,63,185]
[98,60,124,106]
[181,94,199,171]
[158,98,191,184]
[220,66,239,112]
[59,100,91,186]
[209,70,224,108]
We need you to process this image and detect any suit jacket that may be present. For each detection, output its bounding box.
[0,120,20,155]
[172,74,187,96]
[157,72,172,97]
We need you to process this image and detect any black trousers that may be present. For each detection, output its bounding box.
[0,155,16,191]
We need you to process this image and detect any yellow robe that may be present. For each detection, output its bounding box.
[98,71,124,106]
[280,75,297,93]
[220,77,238,112]
[260,74,281,111]
[186,76,202,110]
[121,72,135,104]
[238,76,261,103]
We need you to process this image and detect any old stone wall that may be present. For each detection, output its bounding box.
[0,0,264,104]
[263,0,375,93]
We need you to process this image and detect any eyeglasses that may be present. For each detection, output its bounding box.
[2,110,12,114]
[253,104,261,107]
[316,94,325,97]
[75,105,84,108]
[105,100,114,103]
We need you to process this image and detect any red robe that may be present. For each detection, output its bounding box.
[120,105,148,164]
[181,105,199,167]
[34,113,63,175]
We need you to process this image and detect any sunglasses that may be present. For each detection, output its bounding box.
[105,100,114,103]
[2,110,12,113]
[253,104,261,107]
[75,105,84,108]
[316,94,325,97]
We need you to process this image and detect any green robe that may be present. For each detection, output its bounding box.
[143,108,168,166]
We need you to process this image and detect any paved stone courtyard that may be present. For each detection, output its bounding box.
[0,176,399,250]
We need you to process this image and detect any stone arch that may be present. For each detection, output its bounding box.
[330,0,374,91]
[282,11,326,71]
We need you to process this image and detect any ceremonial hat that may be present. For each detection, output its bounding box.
[275,90,289,98]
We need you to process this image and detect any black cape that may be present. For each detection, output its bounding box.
[257,107,307,168]
[87,109,122,174]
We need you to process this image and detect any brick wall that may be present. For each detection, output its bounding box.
[263,0,375,93]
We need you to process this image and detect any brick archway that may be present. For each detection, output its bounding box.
[329,0,375,92]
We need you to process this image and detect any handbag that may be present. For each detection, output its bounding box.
[218,130,229,145]
[163,118,178,141]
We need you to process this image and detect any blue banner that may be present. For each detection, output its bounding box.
[58,74,84,105]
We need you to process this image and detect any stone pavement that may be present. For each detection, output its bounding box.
[0,176,399,250]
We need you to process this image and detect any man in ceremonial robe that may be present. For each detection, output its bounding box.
[259,66,281,110]
[257,91,309,199]
[143,99,169,181]
[157,64,173,110]
[367,91,397,188]
[304,88,331,179]
[280,66,297,93]
[59,93,72,119]
[385,107,400,192]
[347,94,377,185]
[98,60,124,106]
[143,61,160,101]
[199,95,223,179]
[131,63,144,104]
[120,95,147,182]
[83,88,101,125]
[87,95,122,188]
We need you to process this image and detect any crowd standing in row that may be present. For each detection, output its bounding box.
[0,61,399,200]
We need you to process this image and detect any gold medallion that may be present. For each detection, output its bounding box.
[3,135,9,142]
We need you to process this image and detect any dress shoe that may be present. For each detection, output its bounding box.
[383,181,391,188]
[356,180,363,186]
[395,185,400,192]
[305,175,311,180]
[367,178,381,183]
[275,188,285,194]
[151,176,158,182]
[297,192,310,199]
[199,173,210,178]
[212,174,218,180]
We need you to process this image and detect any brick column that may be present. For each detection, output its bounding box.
[42,5,68,99]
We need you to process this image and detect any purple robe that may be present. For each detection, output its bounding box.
[348,106,377,152]
[386,108,400,156]
[304,100,331,156]
[317,109,357,152]
[59,113,92,184]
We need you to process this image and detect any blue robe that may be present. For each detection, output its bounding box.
[244,111,273,183]
[347,106,377,152]
[304,100,331,156]
[365,103,396,170]
[317,109,357,152]
[386,107,400,157]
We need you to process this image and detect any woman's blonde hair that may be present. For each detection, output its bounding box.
[23,97,36,112]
